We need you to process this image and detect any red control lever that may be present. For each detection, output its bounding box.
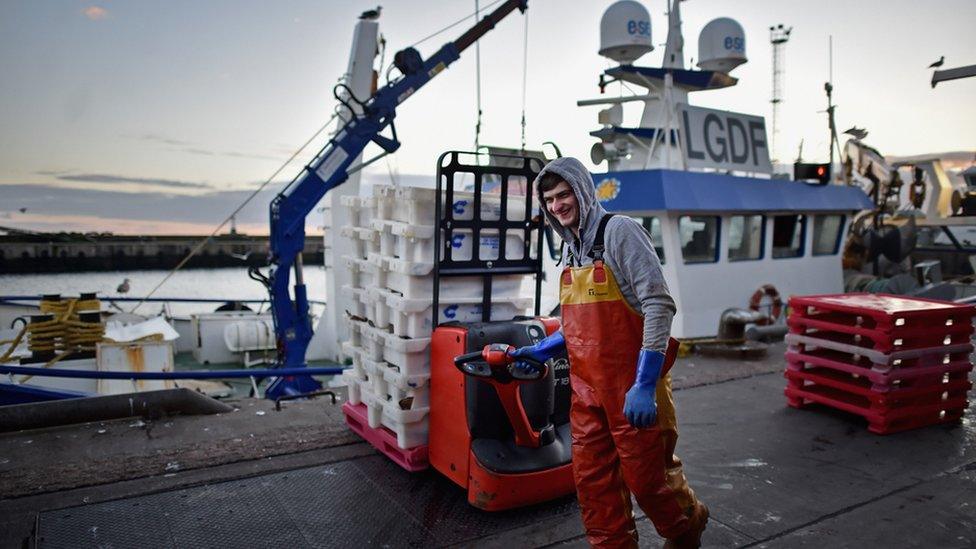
[454,343,550,448]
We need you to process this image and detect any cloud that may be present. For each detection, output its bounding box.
[83,6,108,20]
[48,173,212,190]
[132,133,286,162]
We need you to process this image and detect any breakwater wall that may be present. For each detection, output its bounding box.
[0,234,324,273]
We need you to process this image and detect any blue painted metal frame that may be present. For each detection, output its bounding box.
[0,383,88,406]
[595,169,874,214]
[0,365,343,380]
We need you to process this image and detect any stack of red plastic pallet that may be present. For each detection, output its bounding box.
[785,293,975,434]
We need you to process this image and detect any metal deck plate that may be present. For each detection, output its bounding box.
[37,456,578,548]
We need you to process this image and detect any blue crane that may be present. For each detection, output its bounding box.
[261,1,529,399]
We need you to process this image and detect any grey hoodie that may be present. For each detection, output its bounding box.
[535,157,675,352]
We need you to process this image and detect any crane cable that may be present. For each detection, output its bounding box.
[128,112,341,314]
[474,0,483,151]
[520,10,529,152]
[408,0,505,49]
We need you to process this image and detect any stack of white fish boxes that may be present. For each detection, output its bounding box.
[339,183,534,463]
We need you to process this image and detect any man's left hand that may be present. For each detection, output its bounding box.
[623,349,665,428]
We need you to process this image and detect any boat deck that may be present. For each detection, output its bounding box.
[3,343,975,547]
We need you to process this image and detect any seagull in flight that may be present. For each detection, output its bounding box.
[843,127,869,140]
[360,6,382,20]
[928,56,944,68]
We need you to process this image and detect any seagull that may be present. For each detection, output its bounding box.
[359,6,381,20]
[116,278,131,294]
[928,56,944,68]
[230,251,252,261]
[844,127,869,140]
[18,207,27,213]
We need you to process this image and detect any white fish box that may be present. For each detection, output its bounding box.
[339,226,380,260]
[96,341,176,395]
[382,254,528,300]
[339,195,374,227]
[362,356,431,409]
[341,255,379,289]
[339,285,370,320]
[343,372,370,405]
[445,228,531,263]
[374,288,532,339]
[191,312,273,365]
[379,396,429,449]
[342,317,368,348]
[361,324,389,362]
[380,330,431,378]
[340,341,367,380]
[390,186,529,225]
[372,184,397,221]
[169,316,196,354]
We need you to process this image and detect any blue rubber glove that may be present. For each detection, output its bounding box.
[508,330,565,374]
[624,349,665,428]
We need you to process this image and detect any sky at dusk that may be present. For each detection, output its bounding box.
[1,0,974,235]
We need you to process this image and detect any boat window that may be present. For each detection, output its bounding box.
[772,214,806,258]
[813,214,845,255]
[728,215,764,261]
[679,216,719,263]
[629,216,666,264]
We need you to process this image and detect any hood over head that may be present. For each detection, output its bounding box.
[533,156,608,262]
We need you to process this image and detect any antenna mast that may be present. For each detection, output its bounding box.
[769,24,791,165]
[824,35,841,173]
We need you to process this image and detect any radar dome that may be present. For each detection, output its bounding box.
[697,17,747,73]
[599,1,653,65]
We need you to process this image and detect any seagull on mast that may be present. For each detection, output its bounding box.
[928,56,944,68]
[359,6,382,20]
[843,127,869,140]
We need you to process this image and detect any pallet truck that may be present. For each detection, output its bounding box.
[428,151,575,511]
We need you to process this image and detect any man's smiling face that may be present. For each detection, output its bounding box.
[542,179,580,231]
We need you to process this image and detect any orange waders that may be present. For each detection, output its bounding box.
[560,216,698,548]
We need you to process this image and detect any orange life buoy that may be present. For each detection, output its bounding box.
[749,284,783,325]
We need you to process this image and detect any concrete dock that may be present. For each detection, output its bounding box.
[2,343,973,547]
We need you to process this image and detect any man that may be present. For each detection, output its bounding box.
[510,157,708,548]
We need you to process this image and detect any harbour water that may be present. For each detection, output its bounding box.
[0,266,329,318]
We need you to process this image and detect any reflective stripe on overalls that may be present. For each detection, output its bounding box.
[560,214,697,548]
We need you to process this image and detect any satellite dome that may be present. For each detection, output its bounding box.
[599,1,653,65]
[697,17,747,73]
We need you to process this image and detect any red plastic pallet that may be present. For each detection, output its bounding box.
[785,348,974,387]
[786,332,974,367]
[787,323,973,353]
[785,382,969,435]
[789,293,976,333]
[785,366,972,408]
[788,313,973,348]
[342,401,429,472]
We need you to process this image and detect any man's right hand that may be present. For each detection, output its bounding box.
[507,330,565,373]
